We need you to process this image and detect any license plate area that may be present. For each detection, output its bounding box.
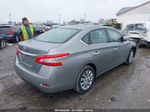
[19,53,35,67]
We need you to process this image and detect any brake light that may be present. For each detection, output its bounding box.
[35,53,70,66]
[16,47,19,55]
[40,83,49,87]
[7,30,14,34]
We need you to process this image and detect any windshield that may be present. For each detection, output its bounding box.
[35,28,80,43]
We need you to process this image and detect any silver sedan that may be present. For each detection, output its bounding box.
[14,25,137,94]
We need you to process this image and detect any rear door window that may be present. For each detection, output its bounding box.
[89,29,108,44]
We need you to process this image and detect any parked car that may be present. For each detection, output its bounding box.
[35,26,47,36]
[0,24,19,43]
[123,22,150,47]
[52,25,60,28]
[15,25,137,94]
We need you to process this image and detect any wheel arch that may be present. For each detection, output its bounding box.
[86,63,97,77]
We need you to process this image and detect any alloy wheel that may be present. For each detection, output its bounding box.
[80,69,94,91]
[0,40,6,48]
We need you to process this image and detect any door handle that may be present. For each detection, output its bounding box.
[93,51,100,55]
[113,48,118,51]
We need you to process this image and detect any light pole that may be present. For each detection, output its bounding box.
[9,13,12,24]
[59,14,61,25]
[83,13,86,22]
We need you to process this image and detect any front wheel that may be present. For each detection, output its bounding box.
[74,66,95,94]
[126,50,134,64]
[0,40,7,49]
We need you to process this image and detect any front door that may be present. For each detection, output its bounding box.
[107,29,130,64]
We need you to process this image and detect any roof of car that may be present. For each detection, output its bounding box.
[61,24,111,30]
[0,24,11,26]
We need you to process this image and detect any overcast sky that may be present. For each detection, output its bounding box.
[0,0,149,23]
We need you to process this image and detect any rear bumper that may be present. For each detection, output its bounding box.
[14,57,75,93]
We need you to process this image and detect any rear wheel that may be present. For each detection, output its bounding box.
[15,35,19,43]
[126,50,134,64]
[74,66,95,94]
[146,43,150,48]
[0,40,7,49]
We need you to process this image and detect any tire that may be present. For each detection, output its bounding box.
[0,40,7,49]
[146,43,150,48]
[138,43,143,48]
[74,66,95,94]
[126,50,134,65]
[15,35,19,43]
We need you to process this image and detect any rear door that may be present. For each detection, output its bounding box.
[88,29,118,73]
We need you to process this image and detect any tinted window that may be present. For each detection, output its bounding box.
[107,29,122,42]
[126,24,134,31]
[35,28,80,43]
[0,26,11,28]
[135,24,144,30]
[125,24,144,31]
[90,29,107,44]
[0,26,11,33]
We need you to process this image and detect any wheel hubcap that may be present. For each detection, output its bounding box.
[1,40,6,48]
[80,69,94,91]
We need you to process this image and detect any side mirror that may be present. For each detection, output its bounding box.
[123,38,127,41]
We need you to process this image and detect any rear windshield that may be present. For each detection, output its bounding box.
[125,24,145,31]
[0,26,11,33]
[35,28,80,43]
[0,26,11,28]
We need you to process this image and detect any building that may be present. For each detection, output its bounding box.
[116,1,150,30]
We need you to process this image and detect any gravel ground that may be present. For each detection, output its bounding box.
[0,44,150,109]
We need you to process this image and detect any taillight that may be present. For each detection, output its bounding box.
[7,30,15,34]
[35,53,70,66]
[16,47,19,55]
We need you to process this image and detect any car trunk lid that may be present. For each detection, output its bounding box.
[18,39,62,73]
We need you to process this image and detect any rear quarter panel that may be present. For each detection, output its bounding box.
[46,30,93,89]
